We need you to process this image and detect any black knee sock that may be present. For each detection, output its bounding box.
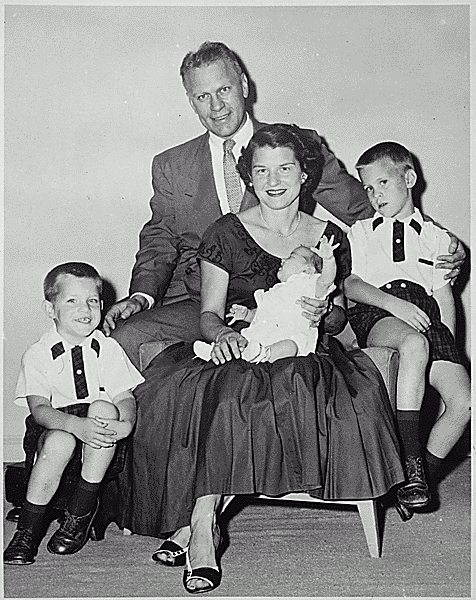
[396,410,421,461]
[424,449,445,483]
[68,477,101,516]
[18,500,48,540]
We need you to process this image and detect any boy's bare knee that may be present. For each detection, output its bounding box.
[40,430,76,461]
[401,331,429,358]
[88,399,119,420]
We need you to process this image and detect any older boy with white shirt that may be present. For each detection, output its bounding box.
[344,142,470,518]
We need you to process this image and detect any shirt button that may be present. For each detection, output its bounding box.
[396,238,401,243]
[400,282,406,288]
[386,283,392,289]
[76,369,82,375]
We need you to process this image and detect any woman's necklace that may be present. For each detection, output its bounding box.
[259,206,301,238]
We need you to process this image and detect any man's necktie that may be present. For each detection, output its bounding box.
[223,139,243,214]
[71,345,89,399]
[393,220,405,262]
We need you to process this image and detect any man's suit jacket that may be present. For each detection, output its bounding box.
[129,119,373,305]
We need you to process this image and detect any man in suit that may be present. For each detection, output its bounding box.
[103,41,464,368]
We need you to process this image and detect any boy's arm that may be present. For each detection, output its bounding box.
[432,283,455,336]
[27,396,116,449]
[344,273,431,332]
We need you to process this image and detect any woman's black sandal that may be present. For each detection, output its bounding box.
[183,525,222,594]
[183,551,222,594]
[152,539,188,567]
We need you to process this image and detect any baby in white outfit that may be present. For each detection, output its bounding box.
[194,235,338,363]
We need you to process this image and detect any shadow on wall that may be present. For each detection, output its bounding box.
[100,279,117,329]
[412,153,470,366]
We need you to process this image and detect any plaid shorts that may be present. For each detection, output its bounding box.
[347,279,462,365]
[23,403,129,505]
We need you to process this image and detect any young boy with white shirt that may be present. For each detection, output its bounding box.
[4,262,144,566]
[344,142,470,517]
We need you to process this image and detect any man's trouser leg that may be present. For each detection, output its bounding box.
[110,299,201,370]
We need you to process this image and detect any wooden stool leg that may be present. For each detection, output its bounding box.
[357,500,381,558]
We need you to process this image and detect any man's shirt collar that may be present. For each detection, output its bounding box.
[208,113,253,155]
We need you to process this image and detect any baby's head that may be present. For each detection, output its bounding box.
[356,141,417,220]
[43,262,103,344]
[277,246,321,282]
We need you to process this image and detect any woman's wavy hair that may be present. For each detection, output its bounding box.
[237,123,324,197]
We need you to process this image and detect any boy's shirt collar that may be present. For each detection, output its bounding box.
[45,325,101,359]
[372,207,424,233]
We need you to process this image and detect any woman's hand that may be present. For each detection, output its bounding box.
[211,330,248,364]
[387,297,431,332]
[296,296,328,328]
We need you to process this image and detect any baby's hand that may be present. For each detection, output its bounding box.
[311,235,340,260]
[227,304,249,325]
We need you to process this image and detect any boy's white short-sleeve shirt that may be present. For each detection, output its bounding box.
[15,327,144,408]
[347,208,451,295]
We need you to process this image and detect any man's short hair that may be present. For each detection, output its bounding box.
[44,262,102,302]
[356,141,415,173]
[237,123,324,195]
[180,41,242,84]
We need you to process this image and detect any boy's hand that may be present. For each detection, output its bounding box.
[226,304,249,325]
[311,235,340,260]
[70,415,117,449]
[100,417,134,441]
[388,297,431,332]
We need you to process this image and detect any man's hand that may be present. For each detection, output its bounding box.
[102,297,146,336]
[436,233,466,283]
[296,296,328,328]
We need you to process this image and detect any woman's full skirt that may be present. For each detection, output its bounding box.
[118,338,404,537]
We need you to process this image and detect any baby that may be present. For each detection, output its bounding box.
[194,235,338,363]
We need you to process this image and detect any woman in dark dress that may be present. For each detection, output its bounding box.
[121,124,404,593]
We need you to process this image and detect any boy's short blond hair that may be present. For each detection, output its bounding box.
[356,141,414,173]
[43,262,102,303]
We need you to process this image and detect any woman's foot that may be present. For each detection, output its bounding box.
[151,526,191,566]
[183,545,222,595]
[183,500,222,594]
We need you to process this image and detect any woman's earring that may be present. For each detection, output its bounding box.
[248,182,253,186]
